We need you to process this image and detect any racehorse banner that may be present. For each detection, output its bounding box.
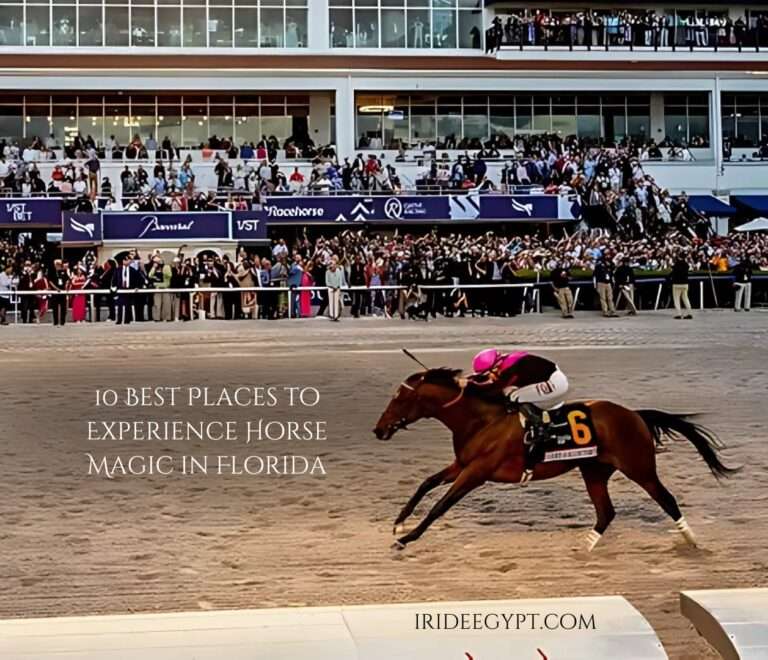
[261,194,580,224]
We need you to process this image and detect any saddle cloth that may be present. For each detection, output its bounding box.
[527,402,599,463]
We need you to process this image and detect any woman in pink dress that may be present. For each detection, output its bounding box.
[33,268,50,323]
[70,266,87,322]
[299,265,314,318]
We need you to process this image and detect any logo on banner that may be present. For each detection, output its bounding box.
[449,194,480,220]
[384,197,404,220]
[236,219,260,232]
[336,201,373,223]
[511,199,534,216]
[6,202,32,223]
[138,215,195,238]
[70,217,95,238]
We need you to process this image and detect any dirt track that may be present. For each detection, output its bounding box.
[0,312,766,659]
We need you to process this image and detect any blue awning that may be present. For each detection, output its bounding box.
[688,195,737,217]
[731,195,768,216]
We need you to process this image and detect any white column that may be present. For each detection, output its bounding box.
[334,76,356,159]
[307,0,329,50]
[650,92,665,144]
[309,93,332,145]
[711,77,722,192]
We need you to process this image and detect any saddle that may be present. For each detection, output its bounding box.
[521,402,598,464]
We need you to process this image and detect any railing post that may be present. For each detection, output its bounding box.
[288,287,293,319]
[13,290,19,324]
[654,283,663,311]
[699,280,704,310]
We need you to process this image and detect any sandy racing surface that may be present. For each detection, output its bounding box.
[0,311,767,659]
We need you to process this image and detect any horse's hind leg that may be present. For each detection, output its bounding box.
[638,475,697,547]
[579,463,617,552]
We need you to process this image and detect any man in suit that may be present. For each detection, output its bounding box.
[112,254,141,325]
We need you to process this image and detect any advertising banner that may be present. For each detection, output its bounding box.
[62,212,102,243]
[231,211,268,241]
[101,211,231,241]
[0,198,62,228]
[261,194,578,224]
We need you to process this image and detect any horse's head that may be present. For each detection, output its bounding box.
[373,368,463,441]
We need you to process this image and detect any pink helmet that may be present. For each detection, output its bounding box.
[472,349,529,374]
[472,348,502,373]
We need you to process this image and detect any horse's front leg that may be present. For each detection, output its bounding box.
[393,461,488,550]
[393,461,461,535]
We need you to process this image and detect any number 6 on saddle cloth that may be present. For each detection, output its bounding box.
[522,403,598,463]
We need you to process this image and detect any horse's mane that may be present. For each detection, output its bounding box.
[415,368,508,408]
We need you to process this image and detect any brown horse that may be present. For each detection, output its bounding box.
[373,364,737,552]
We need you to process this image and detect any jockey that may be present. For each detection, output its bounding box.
[466,348,569,445]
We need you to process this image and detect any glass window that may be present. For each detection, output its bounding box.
[158,101,182,147]
[131,6,155,46]
[52,6,77,46]
[25,5,50,46]
[51,99,80,146]
[235,7,258,47]
[406,8,429,47]
[437,105,461,145]
[183,6,206,46]
[105,6,129,46]
[79,100,104,146]
[131,99,157,142]
[0,104,23,143]
[0,5,23,46]
[433,9,455,48]
[533,99,550,132]
[158,7,182,46]
[381,8,405,47]
[490,105,514,140]
[330,8,353,47]
[209,98,234,142]
[235,104,260,144]
[355,8,378,47]
[104,96,131,145]
[209,7,233,46]
[382,107,408,148]
[25,102,51,143]
[664,106,687,145]
[285,9,306,47]
[458,8,481,49]
[79,6,104,46]
[411,103,436,143]
[260,7,283,47]
[577,104,601,139]
[182,98,208,146]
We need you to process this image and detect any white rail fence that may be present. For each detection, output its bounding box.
[1,275,743,324]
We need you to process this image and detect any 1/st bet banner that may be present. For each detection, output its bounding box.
[0,198,62,228]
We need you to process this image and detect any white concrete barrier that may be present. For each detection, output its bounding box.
[0,597,667,660]
[681,588,768,660]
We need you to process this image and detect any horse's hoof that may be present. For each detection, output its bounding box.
[391,540,406,551]
[393,523,406,535]
[585,530,602,552]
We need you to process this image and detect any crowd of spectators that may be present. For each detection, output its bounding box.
[487,10,768,52]
[1,221,765,325]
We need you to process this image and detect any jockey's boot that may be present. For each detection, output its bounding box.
[519,402,553,473]
[519,402,550,444]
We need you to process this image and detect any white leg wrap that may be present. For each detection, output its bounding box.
[585,529,602,552]
[675,516,698,547]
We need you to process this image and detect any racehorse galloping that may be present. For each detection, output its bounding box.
[373,362,737,552]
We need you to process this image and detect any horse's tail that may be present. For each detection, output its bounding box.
[635,409,740,480]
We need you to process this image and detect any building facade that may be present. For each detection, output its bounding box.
[2,0,768,194]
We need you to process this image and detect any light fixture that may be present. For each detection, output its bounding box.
[359,104,394,113]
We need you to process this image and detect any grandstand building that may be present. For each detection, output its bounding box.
[1,0,768,196]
